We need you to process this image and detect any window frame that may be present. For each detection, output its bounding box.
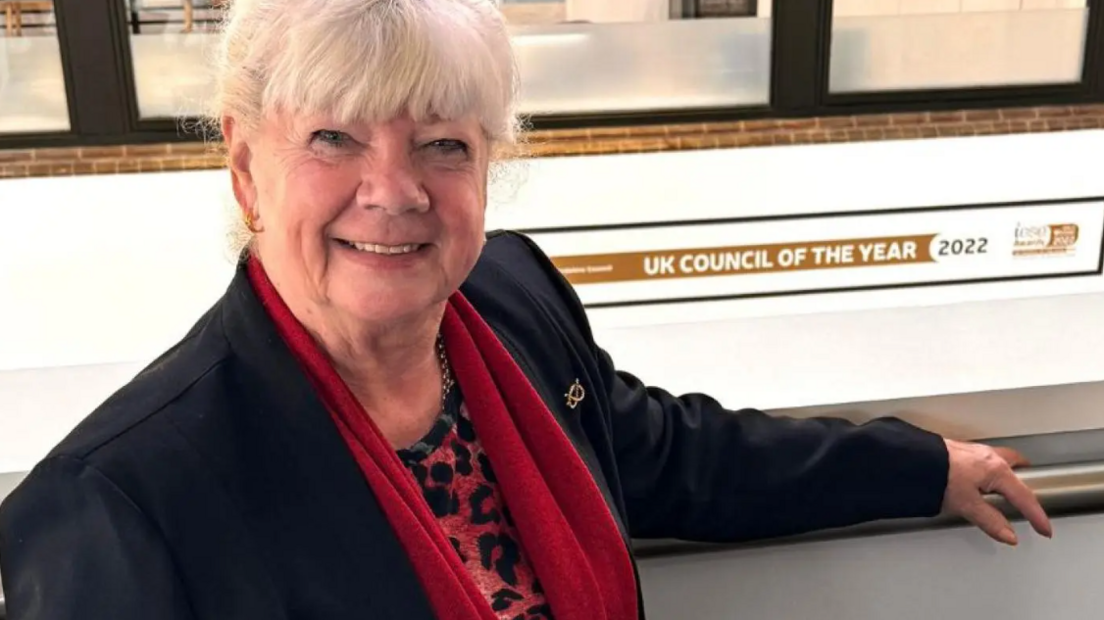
[1,0,1102,149]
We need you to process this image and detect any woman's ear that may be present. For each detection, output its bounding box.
[222,116,257,221]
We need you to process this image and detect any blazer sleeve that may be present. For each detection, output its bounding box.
[0,455,194,620]
[601,348,951,542]
[508,232,952,543]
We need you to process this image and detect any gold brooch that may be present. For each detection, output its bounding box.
[565,379,586,409]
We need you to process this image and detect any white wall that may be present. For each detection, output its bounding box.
[638,511,1104,620]
[3,130,1104,473]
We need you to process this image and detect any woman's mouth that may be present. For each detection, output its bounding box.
[336,239,427,255]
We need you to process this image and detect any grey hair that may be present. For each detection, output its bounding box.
[203,0,526,256]
[209,0,520,141]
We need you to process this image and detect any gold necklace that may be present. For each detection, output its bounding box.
[436,332,454,411]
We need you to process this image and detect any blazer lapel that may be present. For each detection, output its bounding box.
[465,286,632,547]
[218,263,437,620]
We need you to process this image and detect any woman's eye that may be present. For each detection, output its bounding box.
[310,130,349,148]
[427,139,470,155]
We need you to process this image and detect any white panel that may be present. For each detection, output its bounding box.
[0,171,237,371]
[0,363,147,473]
[488,131,1104,229]
[530,201,1104,306]
[638,512,1104,620]
[595,293,1104,413]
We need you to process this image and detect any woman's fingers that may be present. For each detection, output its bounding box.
[992,446,1031,469]
[958,498,1018,545]
[942,439,1054,544]
[986,466,1053,538]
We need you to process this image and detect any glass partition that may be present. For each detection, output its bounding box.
[512,17,771,114]
[126,0,224,120]
[830,0,1090,93]
[0,0,70,133]
[123,0,772,120]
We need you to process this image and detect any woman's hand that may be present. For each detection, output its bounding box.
[941,439,1054,545]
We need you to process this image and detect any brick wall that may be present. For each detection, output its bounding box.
[1,103,1102,180]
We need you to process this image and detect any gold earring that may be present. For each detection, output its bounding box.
[243,210,263,233]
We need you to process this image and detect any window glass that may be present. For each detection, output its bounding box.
[0,0,70,133]
[507,0,772,114]
[124,0,772,120]
[126,0,223,120]
[830,0,1090,93]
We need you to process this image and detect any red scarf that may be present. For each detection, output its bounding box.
[247,257,638,620]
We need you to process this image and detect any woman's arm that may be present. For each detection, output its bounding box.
[502,231,950,542]
[500,231,1050,544]
[598,347,950,542]
[0,455,195,620]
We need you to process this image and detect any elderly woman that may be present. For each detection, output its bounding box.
[0,1,1051,619]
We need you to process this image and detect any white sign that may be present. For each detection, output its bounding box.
[526,199,1104,307]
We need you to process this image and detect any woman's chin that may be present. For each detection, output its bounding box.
[336,289,445,327]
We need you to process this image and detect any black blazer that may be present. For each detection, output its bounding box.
[0,231,950,620]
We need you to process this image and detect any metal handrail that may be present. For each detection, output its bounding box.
[635,460,1104,557]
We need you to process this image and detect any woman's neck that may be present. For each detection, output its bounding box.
[306,307,449,449]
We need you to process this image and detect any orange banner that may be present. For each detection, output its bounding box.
[551,235,937,285]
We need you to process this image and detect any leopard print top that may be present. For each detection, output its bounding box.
[397,388,554,620]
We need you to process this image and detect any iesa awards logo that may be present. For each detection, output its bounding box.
[1013,222,1080,257]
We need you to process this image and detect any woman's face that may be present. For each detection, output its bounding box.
[227,111,489,330]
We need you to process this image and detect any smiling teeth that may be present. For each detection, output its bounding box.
[350,241,420,255]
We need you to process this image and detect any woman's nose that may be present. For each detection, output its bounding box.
[355,144,431,215]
